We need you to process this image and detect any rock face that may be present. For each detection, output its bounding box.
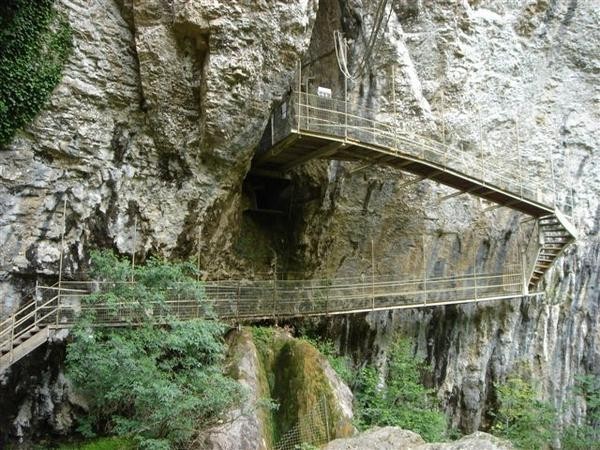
[202,329,271,450]
[202,328,354,450]
[0,0,599,442]
[324,426,513,450]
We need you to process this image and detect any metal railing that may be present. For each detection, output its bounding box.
[287,92,560,211]
[0,268,525,369]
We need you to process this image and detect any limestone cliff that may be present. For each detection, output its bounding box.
[0,0,598,442]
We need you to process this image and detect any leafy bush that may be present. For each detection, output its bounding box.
[354,338,447,442]
[66,251,244,450]
[0,0,72,145]
[491,377,557,449]
[54,437,135,450]
[561,375,600,449]
[83,250,208,324]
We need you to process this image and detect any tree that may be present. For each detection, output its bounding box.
[491,377,557,449]
[66,250,244,450]
[354,338,447,442]
[561,374,600,449]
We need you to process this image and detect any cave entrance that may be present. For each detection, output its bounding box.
[243,172,293,216]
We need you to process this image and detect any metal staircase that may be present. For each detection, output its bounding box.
[0,285,90,373]
[527,210,578,291]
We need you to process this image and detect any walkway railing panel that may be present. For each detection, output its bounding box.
[1,270,524,369]
[37,271,522,324]
[289,92,554,209]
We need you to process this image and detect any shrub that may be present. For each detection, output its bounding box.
[66,251,244,449]
[298,336,354,384]
[354,338,447,442]
[0,0,72,145]
[491,377,557,449]
[561,374,600,449]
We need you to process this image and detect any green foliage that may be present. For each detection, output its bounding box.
[0,0,72,145]
[561,375,600,449]
[354,338,447,442]
[84,250,208,323]
[66,250,244,450]
[491,377,557,449]
[54,437,135,450]
[299,336,354,385]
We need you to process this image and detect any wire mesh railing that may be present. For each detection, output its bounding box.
[1,269,524,369]
[288,91,560,211]
[275,396,332,450]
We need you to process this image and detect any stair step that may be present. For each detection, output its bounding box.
[540,226,567,231]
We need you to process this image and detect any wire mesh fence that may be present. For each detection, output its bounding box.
[276,396,332,450]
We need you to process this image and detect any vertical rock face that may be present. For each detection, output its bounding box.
[0,0,599,440]
[0,0,318,314]
[301,0,600,434]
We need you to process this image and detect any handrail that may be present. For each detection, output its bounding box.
[0,269,526,372]
[287,91,567,213]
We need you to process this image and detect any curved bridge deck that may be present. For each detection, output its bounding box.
[254,92,555,217]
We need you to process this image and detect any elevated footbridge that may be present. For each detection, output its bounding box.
[253,89,578,291]
[1,268,526,372]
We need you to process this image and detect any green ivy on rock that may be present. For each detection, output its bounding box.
[0,0,72,145]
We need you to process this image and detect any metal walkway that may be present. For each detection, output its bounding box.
[256,91,561,217]
[1,269,527,372]
[0,85,578,374]
[253,90,578,289]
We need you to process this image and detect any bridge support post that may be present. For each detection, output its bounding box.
[297,60,301,131]
[272,263,278,324]
[236,282,241,322]
[344,76,348,141]
[34,279,39,328]
[9,315,15,364]
[521,248,529,296]
[371,240,375,311]
[57,198,67,326]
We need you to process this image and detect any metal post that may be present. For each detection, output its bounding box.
[197,225,203,282]
[323,395,331,442]
[422,234,427,305]
[392,64,396,119]
[478,107,484,182]
[273,258,278,324]
[473,249,478,300]
[440,89,446,145]
[515,118,523,198]
[344,73,348,141]
[236,281,241,322]
[9,315,15,363]
[34,279,39,327]
[371,240,375,311]
[521,246,528,296]
[297,59,302,131]
[550,152,557,208]
[57,198,67,325]
[392,64,400,151]
[131,216,137,283]
[325,277,329,316]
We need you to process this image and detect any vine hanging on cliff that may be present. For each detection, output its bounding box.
[0,0,72,146]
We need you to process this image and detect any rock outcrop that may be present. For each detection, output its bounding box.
[324,426,513,450]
